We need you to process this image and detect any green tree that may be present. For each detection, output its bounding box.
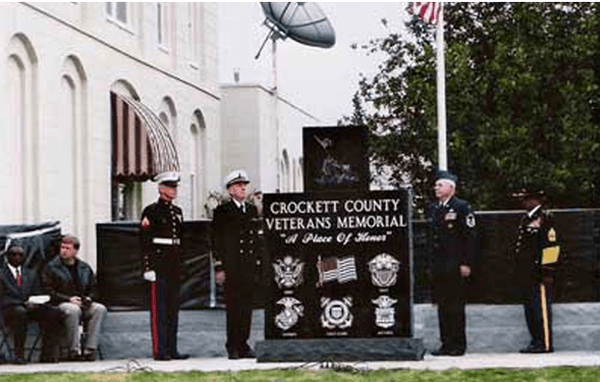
[346,2,600,214]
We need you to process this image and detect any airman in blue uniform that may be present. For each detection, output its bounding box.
[429,170,477,356]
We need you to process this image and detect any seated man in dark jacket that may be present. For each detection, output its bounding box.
[0,242,63,364]
[44,235,106,361]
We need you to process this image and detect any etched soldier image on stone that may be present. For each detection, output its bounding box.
[303,126,369,192]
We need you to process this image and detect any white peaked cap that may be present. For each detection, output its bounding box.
[224,170,250,188]
[154,171,180,184]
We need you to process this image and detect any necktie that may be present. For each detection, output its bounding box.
[16,268,22,286]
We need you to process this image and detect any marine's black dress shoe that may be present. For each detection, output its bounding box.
[154,355,171,361]
[171,353,190,360]
[519,345,553,354]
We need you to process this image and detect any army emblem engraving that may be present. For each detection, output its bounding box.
[273,256,304,289]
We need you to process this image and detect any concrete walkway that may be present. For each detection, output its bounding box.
[1,351,600,374]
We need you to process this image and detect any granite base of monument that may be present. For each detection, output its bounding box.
[256,337,425,362]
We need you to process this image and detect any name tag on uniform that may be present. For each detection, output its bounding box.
[445,212,457,221]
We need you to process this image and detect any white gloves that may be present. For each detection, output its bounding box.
[143,270,156,282]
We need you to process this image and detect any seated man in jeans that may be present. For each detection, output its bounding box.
[45,235,107,361]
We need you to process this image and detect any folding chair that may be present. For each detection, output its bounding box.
[0,314,14,360]
[0,313,43,362]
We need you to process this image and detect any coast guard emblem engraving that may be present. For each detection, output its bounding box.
[321,297,353,329]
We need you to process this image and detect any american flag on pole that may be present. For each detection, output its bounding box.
[411,2,442,24]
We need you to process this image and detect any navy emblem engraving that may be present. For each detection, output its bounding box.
[368,253,400,288]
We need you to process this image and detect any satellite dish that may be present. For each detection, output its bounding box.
[255,2,336,59]
[254,2,336,193]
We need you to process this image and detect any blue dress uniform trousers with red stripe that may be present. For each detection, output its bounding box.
[429,196,478,354]
[514,208,560,352]
[141,199,183,359]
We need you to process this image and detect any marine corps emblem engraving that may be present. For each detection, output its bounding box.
[275,297,304,331]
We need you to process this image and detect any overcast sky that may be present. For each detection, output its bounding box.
[219,2,410,125]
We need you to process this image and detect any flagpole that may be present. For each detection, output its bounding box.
[436,2,447,171]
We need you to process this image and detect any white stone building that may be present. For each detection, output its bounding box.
[0,3,222,268]
[220,83,320,197]
[0,2,320,270]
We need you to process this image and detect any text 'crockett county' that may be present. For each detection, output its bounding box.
[269,199,402,215]
[265,198,407,232]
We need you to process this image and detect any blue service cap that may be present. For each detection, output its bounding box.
[435,170,458,185]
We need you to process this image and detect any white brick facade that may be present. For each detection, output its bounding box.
[0,3,222,269]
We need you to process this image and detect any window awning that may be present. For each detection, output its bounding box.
[110,92,179,182]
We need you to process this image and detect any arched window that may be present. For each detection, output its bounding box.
[282,149,290,193]
[58,55,88,240]
[3,34,38,222]
[190,110,207,218]
[160,96,177,144]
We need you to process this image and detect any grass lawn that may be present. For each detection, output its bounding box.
[0,367,599,382]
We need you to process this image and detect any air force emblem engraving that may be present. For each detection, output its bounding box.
[368,253,400,288]
[321,297,353,330]
[275,297,304,331]
[372,295,397,329]
[273,256,304,289]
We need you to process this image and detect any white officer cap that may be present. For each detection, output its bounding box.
[224,170,250,189]
[154,171,180,186]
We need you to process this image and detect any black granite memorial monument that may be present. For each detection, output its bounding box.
[256,126,425,362]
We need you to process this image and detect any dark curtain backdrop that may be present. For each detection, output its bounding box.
[95,210,600,310]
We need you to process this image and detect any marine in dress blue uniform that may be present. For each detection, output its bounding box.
[212,170,260,360]
[429,171,477,356]
[140,171,189,361]
[513,188,560,353]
